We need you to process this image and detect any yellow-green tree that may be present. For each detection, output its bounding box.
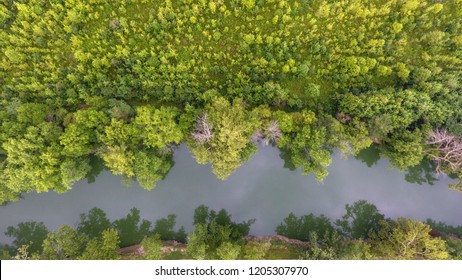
[370,218,449,260]
[189,97,259,179]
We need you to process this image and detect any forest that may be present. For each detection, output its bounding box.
[1,201,462,260]
[1,0,462,203]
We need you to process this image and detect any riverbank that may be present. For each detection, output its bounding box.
[119,235,308,260]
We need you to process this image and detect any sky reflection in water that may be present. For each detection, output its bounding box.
[1,145,461,244]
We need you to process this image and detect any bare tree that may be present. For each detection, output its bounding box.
[264,120,282,145]
[251,130,263,143]
[251,120,282,145]
[427,129,462,174]
[191,114,213,144]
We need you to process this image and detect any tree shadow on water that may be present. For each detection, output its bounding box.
[355,146,438,186]
[85,156,106,184]
[354,145,381,167]
[404,158,438,186]
[5,221,49,254]
[112,208,151,247]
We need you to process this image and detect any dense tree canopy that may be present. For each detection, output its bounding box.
[1,0,461,201]
[188,205,255,259]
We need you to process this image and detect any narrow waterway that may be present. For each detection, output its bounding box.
[1,145,461,244]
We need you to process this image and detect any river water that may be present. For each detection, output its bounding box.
[1,145,461,243]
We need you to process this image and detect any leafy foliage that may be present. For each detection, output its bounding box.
[141,234,163,260]
[1,0,460,197]
[42,225,88,260]
[193,205,254,240]
[188,97,259,179]
[370,218,449,260]
[187,205,255,259]
[79,228,120,260]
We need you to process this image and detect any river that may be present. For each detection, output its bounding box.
[1,145,461,244]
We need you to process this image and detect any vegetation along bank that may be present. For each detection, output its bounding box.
[1,0,462,203]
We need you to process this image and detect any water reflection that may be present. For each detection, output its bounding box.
[355,145,439,186]
[4,202,462,259]
[404,158,438,186]
[354,145,381,167]
[0,145,461,245]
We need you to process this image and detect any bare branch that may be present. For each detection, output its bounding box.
[265,120,282,144]
[251,130,263,143]
[191,114,213,144]
[251,120,282,146]
[427,129,462,175]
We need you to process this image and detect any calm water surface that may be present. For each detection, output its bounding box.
[1,145,461,243]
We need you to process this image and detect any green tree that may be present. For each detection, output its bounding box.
[141,234,163,260]
[108,99,134,121]
[192,205,254,240]
[60,158,91,190]
[0,244,13,260]
[186,223,209,260]
[381,129,425,170]
[16,103,50,126]
[79,228,120,260]
[99,119,174,190]
[42,225,88,260]
[300,232,337,260]
[187,221,240,260]
[2,123,70,193]
[133,106,183,149]
[188,97,259,179]
[370,218,449,260]
[60,109,109,157]
[446,239,462,260]
[216,242,240,260]
[0,184,21,205]
[241,241,269,260]
[132,148,174,190]
[276,110,332,181]
[98,119,138,178]
[187,205,254,259]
